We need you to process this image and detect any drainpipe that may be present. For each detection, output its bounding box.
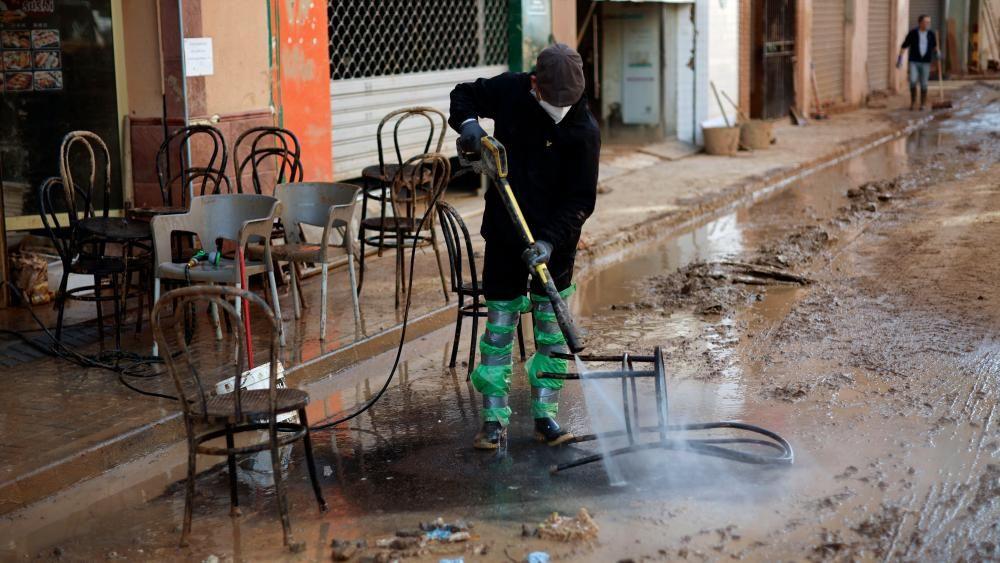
[177,0,190,126]
[691,3,698,145]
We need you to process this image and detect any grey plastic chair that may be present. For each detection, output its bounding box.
[271,182,362,340]
[150,194,284,353]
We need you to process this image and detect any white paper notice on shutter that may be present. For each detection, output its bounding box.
[183,38,214,77]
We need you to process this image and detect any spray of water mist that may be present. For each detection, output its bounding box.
[575,354,628,486]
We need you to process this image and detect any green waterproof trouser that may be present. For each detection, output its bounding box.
[469,286,574,425]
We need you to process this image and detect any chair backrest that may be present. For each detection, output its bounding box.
[152,285,279,421]
[274,182,360,247]
[188,194,279,251]
[155,124,230,208]
[38,177,92,264]
[59,131,111,218]
[436,201,478,295]
[390,152,450,227]
[233,126,303,195]
[375,107,447,174]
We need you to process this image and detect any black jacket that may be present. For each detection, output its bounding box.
[901,28,938,63]
[449,72,601,249]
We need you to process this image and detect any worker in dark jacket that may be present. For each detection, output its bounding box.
[449,43,601,450]
[897,15,940,110]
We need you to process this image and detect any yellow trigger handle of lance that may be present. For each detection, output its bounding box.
[481,136,508,178]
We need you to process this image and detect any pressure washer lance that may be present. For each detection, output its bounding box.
[459,135,586,354]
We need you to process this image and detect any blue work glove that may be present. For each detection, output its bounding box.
[896,54,904,69]
[521,240,553,268]
[457,120,487,161]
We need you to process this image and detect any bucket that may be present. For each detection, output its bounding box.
[703,126,740,156]
[740,120,774,150]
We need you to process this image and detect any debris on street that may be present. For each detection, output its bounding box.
[331,519,477,561]
[535,508,599,542]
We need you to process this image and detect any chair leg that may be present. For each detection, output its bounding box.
[267,269,285,347]
[181,438,197,547]
[152,278,161,356]
[517,315,527,361]
[235,282,242,320]
[54,272,69,342]
[320,263,328,341]
[298,408,328,511]
[450,299,464,368]
[294,263,308,311]
[468,300,480,381]
[94,275,105,346]
[290,261,302,320]
[209,286,223,341]
[357,224,367,295]
[430,227,449,303]
[376,187,388,258]
[225,424,241,517]
[133,256,145,335]
[394,231,403,309]
[111,272,122,351]
[269,423,295,547]
[347,250,362,335]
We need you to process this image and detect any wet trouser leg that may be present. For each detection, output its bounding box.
[470,297,530,426]
[478,236,580,424]
[525,286,575,418]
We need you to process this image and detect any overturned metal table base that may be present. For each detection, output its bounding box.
[541,348,794,474]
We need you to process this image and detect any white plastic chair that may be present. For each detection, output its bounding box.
[149,194,284,354]
[271,182,362,340]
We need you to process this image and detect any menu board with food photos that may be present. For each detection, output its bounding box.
[0,0,121,222]
[1,27,62,93]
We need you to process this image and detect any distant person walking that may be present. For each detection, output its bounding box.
[897,15,940,111]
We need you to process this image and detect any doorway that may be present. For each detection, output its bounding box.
[750,0,797,119]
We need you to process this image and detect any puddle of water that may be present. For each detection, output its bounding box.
[575,134,917,319]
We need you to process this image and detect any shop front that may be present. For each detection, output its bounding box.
[0,0,126,307]
[1,0,125,231]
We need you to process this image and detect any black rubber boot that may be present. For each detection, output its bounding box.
[909,86,917,110]
[473,421,506,450]
[534,418,575,447]
[920,88,928,111]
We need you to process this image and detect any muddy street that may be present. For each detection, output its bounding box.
[8,84,1000,561]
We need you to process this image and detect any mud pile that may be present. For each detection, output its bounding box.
[641,229,821,316]
[753,225,833,269]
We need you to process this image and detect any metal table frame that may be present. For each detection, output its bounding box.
[541,347,795,474]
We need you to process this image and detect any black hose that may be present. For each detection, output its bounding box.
[306,181,448,431]
[0,281,176,400]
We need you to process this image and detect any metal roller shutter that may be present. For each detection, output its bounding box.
[868,0,892,91]
[812,0,846,104]
[328,0,509,181]
[909,0,943,29]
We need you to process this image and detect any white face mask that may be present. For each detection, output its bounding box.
[533,89,572,124]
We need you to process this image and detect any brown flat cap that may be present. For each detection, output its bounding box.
[535,43,585,107]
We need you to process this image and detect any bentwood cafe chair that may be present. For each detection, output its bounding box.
[152,285,326,550]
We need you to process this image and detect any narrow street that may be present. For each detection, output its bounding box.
[7,84,999,562]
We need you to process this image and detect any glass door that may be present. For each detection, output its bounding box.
[1,0,122,230]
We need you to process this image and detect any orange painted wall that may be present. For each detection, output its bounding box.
[273,0,332,180]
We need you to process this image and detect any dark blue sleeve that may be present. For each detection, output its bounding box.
[448,72,517,133]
